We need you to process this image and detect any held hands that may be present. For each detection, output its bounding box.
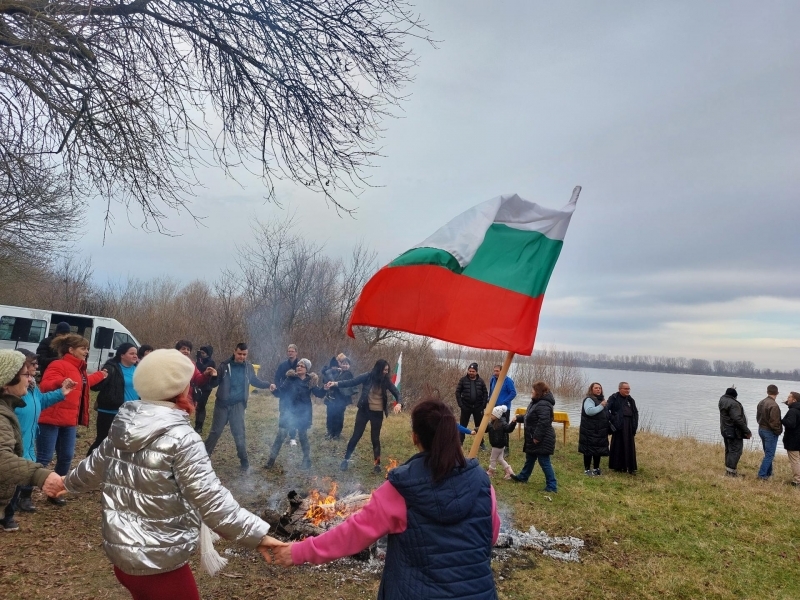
[204,367,217,378]
[100,369,109,379]
[42,472,67,498]
[324,381,337,390]
[61,378,76,394]
[470,430,477,436]
[258,536,293,567]
[393,403,402,415]
[269,384,277,392]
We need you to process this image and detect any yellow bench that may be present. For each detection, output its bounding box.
[516,408,571,446]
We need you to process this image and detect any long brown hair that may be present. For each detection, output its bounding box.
[411,397,466,484]
[586,382,603,398]
[51,333,89,357]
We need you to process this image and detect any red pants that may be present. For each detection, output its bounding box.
[113,564,200,600]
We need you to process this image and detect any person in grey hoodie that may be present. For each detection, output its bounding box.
[54,349,280,599]
[719,387,752,477]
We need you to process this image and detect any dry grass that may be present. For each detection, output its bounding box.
[1,394,798,600]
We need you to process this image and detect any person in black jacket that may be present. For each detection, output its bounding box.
[193,345,216,434]
[266,359,326,471]
[204,343,271,470]
[578,382,610,476]
[36,321,71,376]
[485,405,517,479]
[271,344,299,445]
[322,354,354,440]
[511,381,557,491]
[87,343,139,455]
[781,391,800,486]
[608,382,640,474]
[328,359,401,474]
[455,363,488,447]
[718,386,751,477]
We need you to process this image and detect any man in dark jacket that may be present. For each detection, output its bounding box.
[204,343,271,470]
[781,391,800,487]
[36,321,71,376]
[193,345,216,434]
[719,387,752,477]
[756,384,782,480]
[271,344,299,445]
[455,363,488,447]
[511,382,557,491]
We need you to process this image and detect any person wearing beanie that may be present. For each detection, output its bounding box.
[6,350,74,517]
[485,405,517,479]
[204,343,271,470]
[266,358,325,471]
[719,386,752,477]
[455,363,488,448]
[37,334,108,506]
[0,350,66,532]
[51,349,282,599]
[35,321,72,376]
[193,345,216,434]
[87,342,140,456]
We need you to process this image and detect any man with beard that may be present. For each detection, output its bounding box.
[455,363,488,449]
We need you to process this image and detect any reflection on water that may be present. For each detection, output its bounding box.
[510,367,800,446]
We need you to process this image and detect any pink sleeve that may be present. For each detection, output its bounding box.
[491,486,500,545]
[191,367,209,386]
[291,481,407,565]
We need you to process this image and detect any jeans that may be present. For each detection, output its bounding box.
[517,453,557,490]
[757,429,779,478]
[37,424,77,476]
[345,405,384,461]
[204,402,248,463]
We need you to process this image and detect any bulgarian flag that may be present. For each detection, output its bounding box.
[391,352,402,393]
[347,190,579,355]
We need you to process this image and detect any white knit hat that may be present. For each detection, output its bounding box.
[133,348,195,401]
[491,405,508,419]
[0,350,26,388]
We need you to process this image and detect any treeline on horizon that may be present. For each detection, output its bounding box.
[550,351,799,382]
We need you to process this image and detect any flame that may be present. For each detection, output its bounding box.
[303,481,344,527]
[385,458,399,476]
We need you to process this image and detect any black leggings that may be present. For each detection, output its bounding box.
[88,411,116,455]
[583,454,602,470]
[345,405,384,461]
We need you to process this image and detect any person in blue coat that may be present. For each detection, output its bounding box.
[6,350,74,516]
[489,364,517,414]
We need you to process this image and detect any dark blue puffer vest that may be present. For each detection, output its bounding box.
[379,453,497,600]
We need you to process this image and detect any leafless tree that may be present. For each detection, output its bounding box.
[0,0,428,229]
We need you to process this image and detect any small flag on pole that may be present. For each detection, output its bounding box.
[391,352,403,394]
[347,190,579,355]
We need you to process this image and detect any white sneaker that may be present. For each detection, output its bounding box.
[290,439,297,447]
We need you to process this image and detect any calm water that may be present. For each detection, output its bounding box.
[509,367,800,446]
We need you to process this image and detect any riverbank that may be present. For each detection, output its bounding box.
[1,397,797,599]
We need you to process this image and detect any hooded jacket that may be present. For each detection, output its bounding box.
[781,402,800,451]
[195,346,216,393]
[0,393,52,508]
[487,415,517,449]
[16,384,65,461]
[719,394,751,440]
[39,353,106,427]
[214,357,270,407]
[276,370,326,430]
[63,400,270,576]
[91,359,127,412]
[519,391,556,455]
[489,375,517,413]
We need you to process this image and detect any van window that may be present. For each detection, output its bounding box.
[112,332,134,349]
[0,316,48,343]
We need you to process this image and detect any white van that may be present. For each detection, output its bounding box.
[0,304,140,373]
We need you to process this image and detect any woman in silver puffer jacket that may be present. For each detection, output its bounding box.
[59,349,278,600]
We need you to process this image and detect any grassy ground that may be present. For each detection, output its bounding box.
[1,393,798,599]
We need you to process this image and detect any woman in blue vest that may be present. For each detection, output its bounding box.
[264,397,500,599]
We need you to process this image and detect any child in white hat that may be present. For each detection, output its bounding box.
[486,405,517,479]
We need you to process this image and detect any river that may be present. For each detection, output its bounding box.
[509,367,800,446]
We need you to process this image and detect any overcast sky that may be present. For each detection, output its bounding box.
[77,1,800,370]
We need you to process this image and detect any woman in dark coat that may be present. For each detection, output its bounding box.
[87,342,139,455]
[578,382,610,476]
[607,382,639,474]
[511,381,557,492]
[328,359,401,474]
[322,355,354,440]
[267,359,325,471]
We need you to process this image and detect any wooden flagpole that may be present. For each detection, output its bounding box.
[467,350,516,459]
